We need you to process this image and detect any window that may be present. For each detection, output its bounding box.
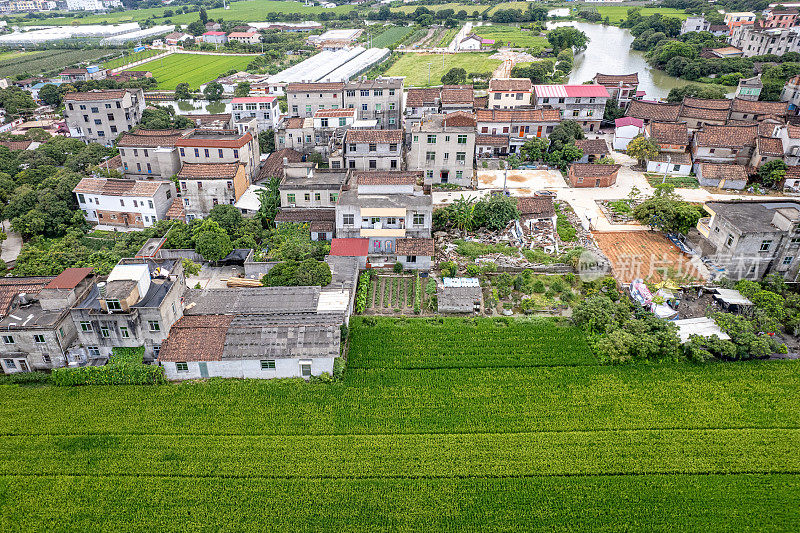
[180,148,185,157]
[59,327,64,338]
[760,240,773,252]
[389,103,395,110]
[42,354,51,364]
[330,193,338,202]
[362,104,368,111]
[106,299,122,311]
[320,118,329,127]
[456,152,466,162]
[176,362,189,372]
[343,214,354,225]
[287,193,296,204]
[407,255,416,263]
[98,131,105,137]
[369,160,377,169]
[369,143,377,152]
[194,148,200,157]
[184,198,190,206]
[107,113,113,121]
[314,193,321,201]
[227,181,233,190]
[119,326,130,338]
[34,334,45,344]
[80,321,93,332]
[572,109,580,117]
[100,325,110,338]
[456,171,463,179]
[153,345,161,358]
[426,170,434,180]
[149,200,154,209]
[360,89,369,97]
[233,149,239,158]
[457,134,468,144]
[339,117,346,127]
[494,93,501,100]
[783,256,794,265]
[726,234,734,247]
[148,320,160,332]
[261,359,276,370]
[2,335,14,344]
[110,125,117,133]
[389,143,397,151]
[426,151,436,162]
[427,134,437,144]
[4,359,15,369]
[300,361,312,377]
[791,237,800,244]
[204,149,210,158]
[443,152,449,160]
[413,213,424,226]
[389,89,395,96]
[78,193,85,203]
[413,135,418,142]
[304,193,311,201]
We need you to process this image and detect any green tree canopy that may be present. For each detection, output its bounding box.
[193,219,233,261]
[203,81,224,102]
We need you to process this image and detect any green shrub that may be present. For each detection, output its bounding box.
[261,259,331,287]
[0,371,52,385]
[414,273,421,314]
[309,372,333,384]
[550,279,566,293]
[532,279,546,293]
[51,347,165,386]
[425,278,437,295]
[393,262,403,274]
[439,261,458,277]
[465,263,480,277]
[332,357,345,381]
[355,272,370,314]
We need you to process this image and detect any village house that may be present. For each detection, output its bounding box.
[475,108,561,154]
[279,161,347,210]
[763,7,799,28]
[696,163,749,190]
[441,85,475,113]
[729,98,788,122]
[574,138,609,163]
[735,75,763,101]
[778,124,800,165]
[59,66,104,83]
[404,88,440,129]
[626,100,681,125]
[343,77,404,129]
[567,163,621,188]
[532,84,609,132]
[227,31,260,45]
[0,268,94,374]
[517,196,557,237]
[750,136,785,167]
[231,96,280,133]
[681,16,710,34]
[730,23,800,57]
[342,129,403,171]
[176,128,260,179]
[613,116,645,150]
[275,117,315,153]
[677,97,730,129]
[274,208,336,241]
[117,129,185,180]
[488,78,533,109]
[781,166,800,191]
[592,73,639,107]
[312,108,356,150]
[286,81,345,118]
[335,171,433,269]
[74,177,175,229]
[459,34,482,50]
[475,135,509,157]
[165,31,192,45]
[63,88,145,144]
[691,200,800,280]
[645,121,692,176]
[407,112,476,186]
[158,284,350,380]
[724,11,757,32]
[69,258,186,363]
[177,162,249,220]
[202,31,228,44]
[691,124,758,171]
[780,75,800,109]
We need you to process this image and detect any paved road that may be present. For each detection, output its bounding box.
[1,220,22,266]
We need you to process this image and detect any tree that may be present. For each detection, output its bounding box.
[38,84,62,107]
[441,67,467,85]
[603,98,626,122]
[666,83,726,103]
[259,129,275,154]
[450,196,476,236]
[193,219,233,261]
[208,204,244,236]
[261,259,332,286]
[256,176,281,227]
[0,87,36,115]
[632,194,704,234]
[203,81,224,101]
[548,144,583,170]
[520,137,548,162]
[548,120,585,151]
[174,82,191,100]
[199,7,208,24]
[547,27,588,53]
[626,134,659,165]
[234,82,251,97]
[757,159,787,188]
[187,20,205,36]
[473,194,519,231]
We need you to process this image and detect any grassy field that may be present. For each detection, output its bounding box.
[0,48,120,78]
[102,49,160,70]
[12,0,354,25]
[437,27,459,47]
[0,316,799,530]
[594,6,689,23]
[125,53,254,89]
[391,2,487,14]
[369,25,414,49]
[473,24,549,49]
[385,52,500,86]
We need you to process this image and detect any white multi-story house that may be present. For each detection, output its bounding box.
[343,129,403,171]
[227,31,260,44]
[488,78,533,109]
[175,128,260,179]
[117,129,185,180]
[407,112,476,186]
[178,162,249,220]
[532,84,610,132]
[231,96,281,133]
[74,177,175,229]
[63,89,144,145]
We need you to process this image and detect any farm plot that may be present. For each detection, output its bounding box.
[473,24,549,49]
[385,52,500,86]
[370,26,414,49]
[0,49,119,78]
[125,53,254,89]
[594,6,689,23]
[102,48,160,70]
[1,318,799,530]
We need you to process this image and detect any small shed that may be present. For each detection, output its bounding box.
[709,287,754,313]
[674,317,731,344]
[438,278,482,313]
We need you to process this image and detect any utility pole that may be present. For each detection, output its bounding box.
[427,62,432,86]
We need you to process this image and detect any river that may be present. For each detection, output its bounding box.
[547,21,707,100]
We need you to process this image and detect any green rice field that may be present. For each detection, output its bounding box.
[0,316,798,530]
[594,6,689,23]
[369,25,414,49]
[384,52,501,86]
[124,53,254,89]
[473,24,549,49]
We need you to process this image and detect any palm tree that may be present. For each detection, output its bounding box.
[451,196,476,237]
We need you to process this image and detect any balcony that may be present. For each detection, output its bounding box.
[361,227,406,237]
[697,217,711,238]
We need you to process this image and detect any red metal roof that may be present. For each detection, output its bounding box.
[533,84,610,98]
[231,96,277,103]
[330,238,369,257]
[203,31,226,36]
[615,117,644,128]
[44,268,92,290]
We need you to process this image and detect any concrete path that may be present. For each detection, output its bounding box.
[1,220,22,266]
[108,51,171,74]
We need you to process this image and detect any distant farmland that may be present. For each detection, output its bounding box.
[125,53,255,89]
[0,49,120,78]
[385,52,500,87]
[102,49,160,70]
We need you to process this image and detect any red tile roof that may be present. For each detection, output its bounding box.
[406,88,440,107]
[574,138,609,155]
[594,73,639,85]
[345,129,403,144]
[117,129,185,148]
[73,177,165,197]
[0,277,53,317]
[396,238,434,256]
[330,238,369,257]
[355,171,420,186]
[441,85,474,105]
[694,124,757,148]
[175,129,253,149]
[517,197,554,217]
[0,140,32,150]
[570,163,621,177]
[314,108,355,118]
[757,136,784,156]
[731,98,788,116]
[178,162,242,180]
[627,100,681,122]
[489,78,532,92]
[165,197,185,220]
[647,122,689,145]
[44,268,93,290]
[700,163,748,182]
[476,135,509,147]
[64,90,127,101]
[159,315,233,362]
[258,148,302,182]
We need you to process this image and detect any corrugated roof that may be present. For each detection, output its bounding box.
[73,177,164,197]
[44,268,92,290]
[64,90,127,101]
[533,84,610,98]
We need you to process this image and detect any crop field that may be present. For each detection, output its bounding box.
[473,25,549,49]
[594,6,689,23]
[385,52,500,86]
[0,48,119,78]
[125,53,254,89]
[370,25,414,49]
[13,0,355,26]
[1,317,799,530]
[391,2,488,14]
[102,48,160,70]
